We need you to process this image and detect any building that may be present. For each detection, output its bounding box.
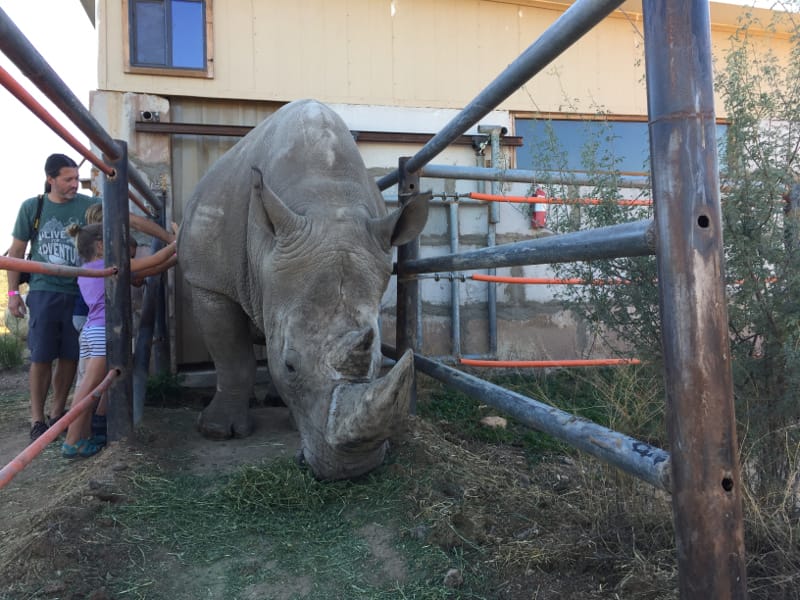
[79,0,787,370]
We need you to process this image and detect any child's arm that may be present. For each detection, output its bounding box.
[130,239,177,274]
[132,254,178,280]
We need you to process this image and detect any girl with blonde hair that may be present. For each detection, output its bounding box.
[62,222,178,458]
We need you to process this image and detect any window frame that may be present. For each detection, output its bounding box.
[123,0,214,79]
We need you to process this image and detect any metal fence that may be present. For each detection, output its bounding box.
[1,0,747,597]
[384,0,747,597]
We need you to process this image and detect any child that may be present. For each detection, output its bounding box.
[61,222,178,458]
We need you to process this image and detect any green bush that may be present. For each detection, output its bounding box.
[0,334,24,369]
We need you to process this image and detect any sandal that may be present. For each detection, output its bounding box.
[47,411,68,428]
[62,438,103,459]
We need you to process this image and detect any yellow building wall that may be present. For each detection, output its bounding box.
[96,0,789,119]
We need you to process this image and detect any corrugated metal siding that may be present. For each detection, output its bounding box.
[172,98,281,365]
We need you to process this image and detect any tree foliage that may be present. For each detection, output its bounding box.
[537,5,800,486]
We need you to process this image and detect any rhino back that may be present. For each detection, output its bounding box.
[179,99,384,299]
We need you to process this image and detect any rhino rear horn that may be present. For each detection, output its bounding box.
[325,350,414,448]
[333,327,376,378]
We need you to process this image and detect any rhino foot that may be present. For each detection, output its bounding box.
[197,403,253,440]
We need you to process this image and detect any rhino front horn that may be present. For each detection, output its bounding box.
[325,349,414,449]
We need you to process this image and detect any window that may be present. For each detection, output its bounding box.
[515,117,728,176]
[127,0,212,77]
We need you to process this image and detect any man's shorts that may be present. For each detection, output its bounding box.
[25,290,80,363]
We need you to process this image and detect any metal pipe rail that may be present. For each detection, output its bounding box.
[460,358,640,368]
[471,274,630,285]
[0,6,163,214]
[0,64,153,217]
[381,346,671,492]
[0,369,121,491]
[0,255,117,279]
[468,192,653,207]
[377,0,626,190]
[399,218,655,275]
[418,164,650,189]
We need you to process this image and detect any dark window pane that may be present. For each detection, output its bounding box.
[133,1,167,66]
[516,118,728,176]
[515,119,650,174]
[172,1,205,69]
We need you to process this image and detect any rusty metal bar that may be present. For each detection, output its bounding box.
[395,157,421,412]
[103,142,134,442]
[134,120,523,146]
[643,0,747,597]
[0,369,121,490]
[377,0,626,190]
[399,219,655,275]
[420,163,650,189]
[0,6,162,213]
[381,347,671,491]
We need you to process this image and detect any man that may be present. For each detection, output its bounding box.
[6,154,175,440]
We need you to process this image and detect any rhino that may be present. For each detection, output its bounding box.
[178,99,429,480]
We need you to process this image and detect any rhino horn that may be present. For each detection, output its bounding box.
[325,349,414,449]
[333,327,377,378]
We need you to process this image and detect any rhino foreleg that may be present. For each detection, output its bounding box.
[192,288,255,439]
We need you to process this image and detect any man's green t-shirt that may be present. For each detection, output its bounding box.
[12,193,100,295]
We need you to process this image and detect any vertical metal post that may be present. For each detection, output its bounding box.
[395,157,421,412]
[479,126,504,356]
[448,201,462,356]
[103,141,134,441]
[643,1,747,597]
[153,193,171,375]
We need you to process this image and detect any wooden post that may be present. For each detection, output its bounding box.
[103,141,134,441]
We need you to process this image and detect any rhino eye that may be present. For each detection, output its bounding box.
[285,349,301,375]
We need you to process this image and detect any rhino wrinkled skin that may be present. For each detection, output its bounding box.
[178,99,429,480]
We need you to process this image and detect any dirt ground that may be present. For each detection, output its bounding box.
[0,364,307,599]
[0,361,681,600]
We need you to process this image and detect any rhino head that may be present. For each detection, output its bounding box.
[248,168,428,480]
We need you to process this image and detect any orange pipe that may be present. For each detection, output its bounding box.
[0,368,120,491]
[0,64,155,218]
[0,256,117,278]
[471,274,630,285]
[460,358,641,368]
[468,192,652,206]
[0,64,113,177]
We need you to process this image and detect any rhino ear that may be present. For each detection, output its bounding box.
[250,167,304,236]
[370,190,430,248]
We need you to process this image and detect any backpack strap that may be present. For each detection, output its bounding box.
[26,194,45,260]
[31,194,44,237]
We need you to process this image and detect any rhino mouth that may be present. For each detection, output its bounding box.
[298,350,414,481]
[297,440,390,481]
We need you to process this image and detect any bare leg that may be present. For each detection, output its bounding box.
[65,356,107,447]
[50,358,78,418]
[29,361,52,424]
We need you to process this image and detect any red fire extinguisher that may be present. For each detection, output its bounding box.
[531,188,547,229]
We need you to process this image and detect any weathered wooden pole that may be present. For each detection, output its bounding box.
[395,157,421,412]
[103,141,134,441]
[643,0,747,597]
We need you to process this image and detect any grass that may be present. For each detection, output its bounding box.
[144,371,184,406]
[0,333,24,370]
[417,365,667,462]
[107,457,479,599]
[5,365,797,599]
